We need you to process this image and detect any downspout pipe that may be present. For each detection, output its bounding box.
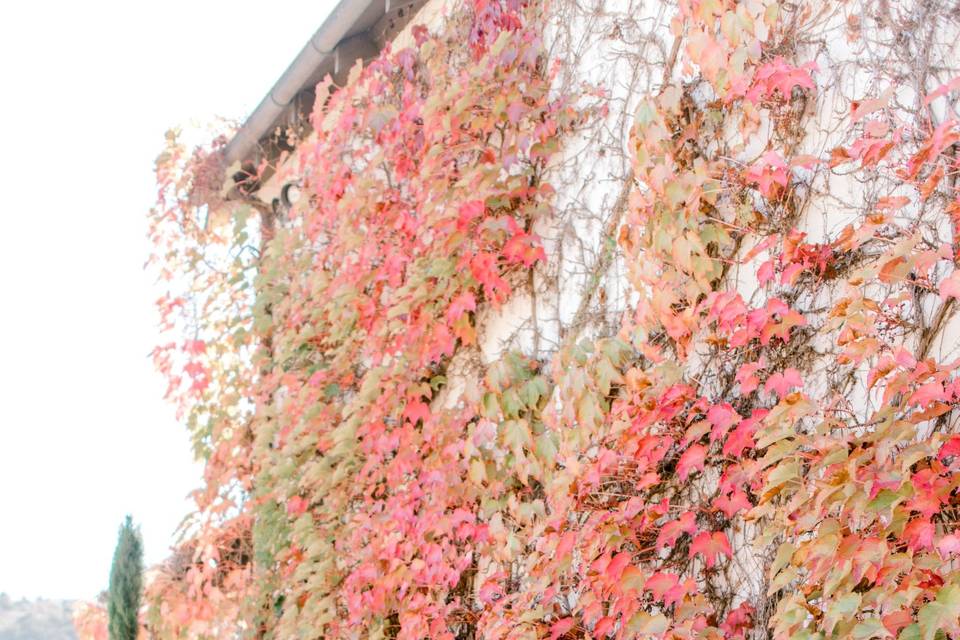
[223,0,373,166]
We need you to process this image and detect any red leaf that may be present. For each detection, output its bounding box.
[458,200,485,228]
[593,616,615,637]
[604,551,631,582]
[677,444,707,482]
[689,531,732,568]
[589,552,611,575]
[720,602,755,639]
[403,400,431,425]
[908,381,946,407]
[503,231,546,267]
[902,519,935,551]
[447,291,477,322]
[644,572,679,601]
[470,252,509,301]
[656,511,697,550]
[747,57,816,102]
[735,360,764,395]
[939,435,960,461]
[183,339,206,355]
[764,368,803,397]
[555,531,577,559]
[549,618,575,640]
[907,469,947,518]
[664,578,696,607]
[883,610,913,636]
[744,151,789,198]
[722,419,758,458]
[706,403,740,441]
[713,489,751,519]
[286,496,308,516]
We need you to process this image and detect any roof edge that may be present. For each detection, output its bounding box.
[223,0,378,167]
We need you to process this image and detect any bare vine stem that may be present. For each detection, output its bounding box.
[560,33,683,349]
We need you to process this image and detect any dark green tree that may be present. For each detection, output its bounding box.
[107,515,143,640]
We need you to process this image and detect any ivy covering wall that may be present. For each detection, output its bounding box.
[120,0,960,639]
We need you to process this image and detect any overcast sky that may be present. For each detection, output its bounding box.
[0,0,336,601]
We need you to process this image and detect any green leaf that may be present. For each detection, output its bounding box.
[490,29,512,56]
[766,459,799,488]
[899,624,921,640]
[825,593,861,633]
[481,392,500,419]
[534,430,558,465]
[768,565,799,595]
[918,586,960,640]
[867,489,901,513]
[627,612,668,635]
[852,618,888,640]
[501,388,524,418]
[770,542,796,578]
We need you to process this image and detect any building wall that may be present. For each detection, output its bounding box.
[252,0,960,633]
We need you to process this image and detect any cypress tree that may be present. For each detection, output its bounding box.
[107,515,143,640]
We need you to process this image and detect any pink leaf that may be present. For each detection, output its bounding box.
[183,339,206,355]
[757,259,775,286]
[604,551,631,582]
[780,261,804,286]
[940,435,960,461]
[713,489,751,519]
[470,252,509,301]
[764,368,803,397]
[286,496,308,516]
[458,200,485,228]
[403,399,431,425]
[664,578,696,607]
[689,531,732,568]
[902,519,935,551]
[735,360,764,395]
[447,291,477,322]
[908,381,946,407]
[549,618,575,640]
[745,151,789,198]
[593,616,615,637]
[656,511,697,550]
[937,533,960,557]
[723,421,757,458]
[707,403,740,441]
[677,444,707,482]
[506,100,526,124]
[644,572,679,601]
[925,75,960,105]
[749,57,817,102]
[503,231,546,267]
[851,87,894,122]
[940,271,960,301]
[720,602,755,639]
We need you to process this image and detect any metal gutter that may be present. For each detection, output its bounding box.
[223,0,376,167]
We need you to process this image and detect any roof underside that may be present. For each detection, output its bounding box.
[225,0,428,193]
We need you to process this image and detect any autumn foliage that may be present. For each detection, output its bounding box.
[124,0,960,639]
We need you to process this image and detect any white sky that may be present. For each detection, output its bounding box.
[0,0,336,601]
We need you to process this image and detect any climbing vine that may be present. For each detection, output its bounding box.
[109,1,960,639]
